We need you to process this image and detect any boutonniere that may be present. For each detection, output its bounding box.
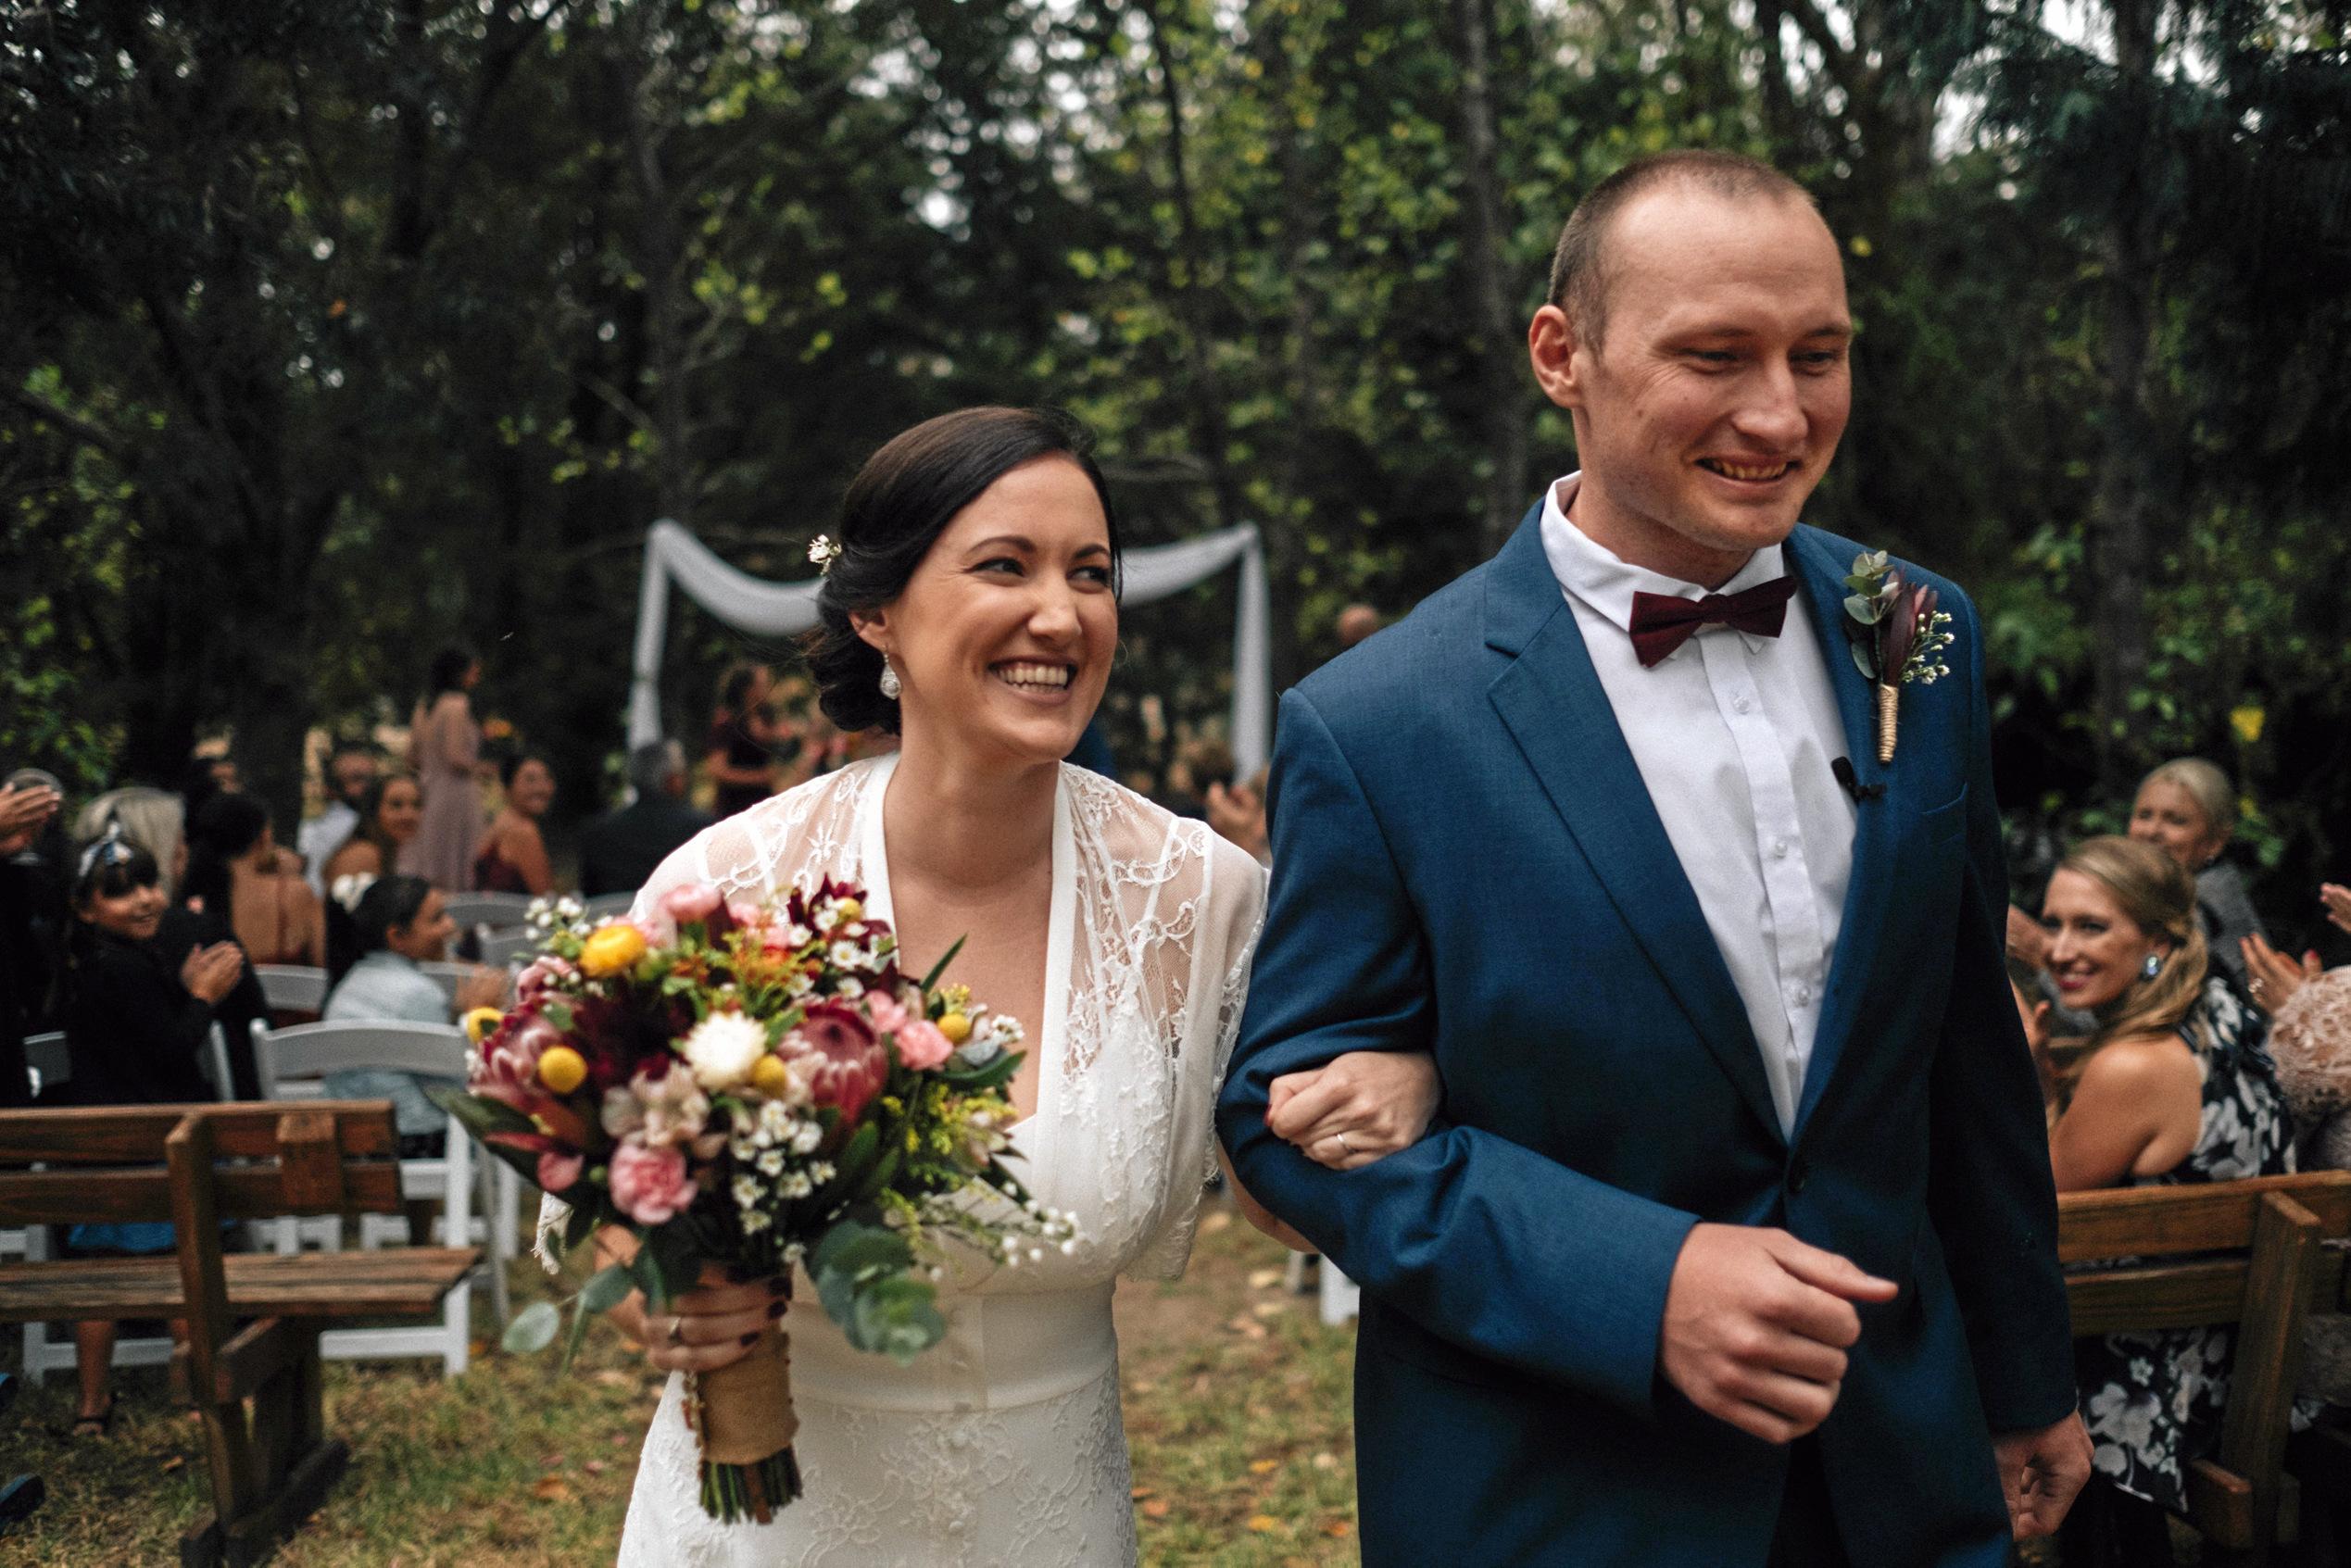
[1842,551,1956,763]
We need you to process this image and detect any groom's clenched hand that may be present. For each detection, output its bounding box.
[1659,1224,1899,1445]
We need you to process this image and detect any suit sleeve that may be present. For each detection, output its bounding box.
[1925,589,2079,1433]
[1217,687,1697,1416]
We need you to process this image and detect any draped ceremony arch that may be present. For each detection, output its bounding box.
[626,519,1274,776]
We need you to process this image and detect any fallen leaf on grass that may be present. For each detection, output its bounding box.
[1252,1301,1287,1319]
[585,1460,609,1476]
[1140,1499,1172,1520]
[1128,1380,1157,1395]
[1247,1267,1283,1290]
[160,1455,186,1474]
[593,1369,635,1387]
[533,1476,573,1502]
[1311,1451,1339,1471]
[1131,1486,1156,1499]
[1201,1210,1232,1235]
[1324,1521,1353,1538]
[1247,1514,1282,1533]
[1249,1459,1279,1474]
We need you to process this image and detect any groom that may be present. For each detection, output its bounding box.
[1218,150,2090,1566]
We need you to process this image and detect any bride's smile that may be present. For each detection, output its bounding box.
[855,454,1116,771]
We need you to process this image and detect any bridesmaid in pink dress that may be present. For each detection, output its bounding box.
[398,647,484,892]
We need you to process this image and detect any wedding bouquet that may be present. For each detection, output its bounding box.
[434,880,1072,1524]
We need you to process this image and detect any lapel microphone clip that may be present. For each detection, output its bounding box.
[1831,756,1886,804]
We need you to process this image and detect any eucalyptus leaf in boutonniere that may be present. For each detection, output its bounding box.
[1842,551,1956,763]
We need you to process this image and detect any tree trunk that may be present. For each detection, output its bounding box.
[2088,0,2163,787]
[1451,0,1527,557]
[1133,0,1238,533]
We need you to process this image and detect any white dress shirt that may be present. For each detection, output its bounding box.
[1540,473,1855,1135]
[297,800,359,898]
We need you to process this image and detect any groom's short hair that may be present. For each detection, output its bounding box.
[1547,150,1818,346]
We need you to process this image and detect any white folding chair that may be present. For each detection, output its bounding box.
[581,892,636,921]
[442,892,535,931]
[15,1028,235,1384]
[254,963,330,1014]
[476,928,543,970]
[251,1019,496,1373]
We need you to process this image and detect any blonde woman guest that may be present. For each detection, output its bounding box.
[2039,835,2296,1558]
[2128,757,2268,991]
[400,646,485,891]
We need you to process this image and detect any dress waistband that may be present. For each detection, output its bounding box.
[786,1277,1118,1414]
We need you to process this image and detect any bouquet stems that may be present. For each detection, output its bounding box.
[685,1317,804,1524]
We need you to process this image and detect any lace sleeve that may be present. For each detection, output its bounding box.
[2270,967,2351,1126]
[1124,834,1268,1282]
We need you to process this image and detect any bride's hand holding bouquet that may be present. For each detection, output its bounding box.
[434,879,1071,1524]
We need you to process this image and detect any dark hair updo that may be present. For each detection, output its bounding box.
[351,874,436,958]
[805,407,1120,735]
[183,791,271,916]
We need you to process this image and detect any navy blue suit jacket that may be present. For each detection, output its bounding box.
[1217,508,2076,1567]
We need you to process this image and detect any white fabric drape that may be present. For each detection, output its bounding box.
[626,520,1273,775]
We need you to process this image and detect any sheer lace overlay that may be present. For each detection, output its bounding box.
[585,757,1264,1567]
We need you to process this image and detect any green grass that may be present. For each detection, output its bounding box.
[2,1199,1360,1565]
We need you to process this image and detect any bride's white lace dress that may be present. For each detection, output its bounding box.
[588,753,1264,1567]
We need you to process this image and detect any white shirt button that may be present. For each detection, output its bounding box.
[1733,694,1753,714]
[1772,838,1789,859]
[1793,983,1814,1006]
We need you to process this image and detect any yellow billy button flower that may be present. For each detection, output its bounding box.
[579,922,648,978]
[461,1006,505,1046]
[937,1012,972,1046]
[537,1046,588,1095]
[750,1055,794,1098]
[833,897,862,926]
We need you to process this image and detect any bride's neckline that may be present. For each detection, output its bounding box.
[856,752,1075,1143]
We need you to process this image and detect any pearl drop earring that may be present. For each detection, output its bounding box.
[2143,951,2162,980]
[878,655,901,701]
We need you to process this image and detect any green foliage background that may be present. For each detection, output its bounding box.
[3,0,2346,938]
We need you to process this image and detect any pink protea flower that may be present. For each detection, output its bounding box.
[609,1138,696,1226]
[787,1000,890,1124]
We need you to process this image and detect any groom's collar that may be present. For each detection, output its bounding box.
[1537,473,1787,641]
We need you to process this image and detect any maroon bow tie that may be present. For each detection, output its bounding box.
[1627,577,1800,668]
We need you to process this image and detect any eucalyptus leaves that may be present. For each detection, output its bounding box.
[1842,550,1957,763]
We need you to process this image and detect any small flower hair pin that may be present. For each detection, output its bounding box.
[807,534,843,575]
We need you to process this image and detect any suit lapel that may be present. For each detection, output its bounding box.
[1786,527,1898,1136]
[1482,509,1784,1145]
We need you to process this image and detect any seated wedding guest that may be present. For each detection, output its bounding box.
[297,744,380,897]
[321,771,423,890]
[80,787,269,1096]
[59,830,246,1435]
[0,773,63,1105]
[321,875,499,1157]
[2262,966,2351,1411]
[2129,756,2268,991]
[473,753,556,896]
[2040,834,2295,1562]
[578,741,710,898]
[186,791,326,968]
[705,661,782,816]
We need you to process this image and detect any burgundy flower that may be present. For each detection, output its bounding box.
[786,999,890,1124]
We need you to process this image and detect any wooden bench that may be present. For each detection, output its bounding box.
[2061,1171,2351,1565]
[0,1102,479,1568]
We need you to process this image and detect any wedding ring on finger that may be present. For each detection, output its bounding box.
[1336,1131,1356,1156]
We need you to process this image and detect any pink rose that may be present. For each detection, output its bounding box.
[609,1138,697,1226]
[662,884,723,927]
[894,1018,953,1072]
[865,991,911,1035]
[727,899,764,934]
[515,955,575,1004]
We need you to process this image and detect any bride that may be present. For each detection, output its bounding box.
[584,407,1439,1566]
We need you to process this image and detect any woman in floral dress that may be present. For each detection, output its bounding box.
[2035,834,2294,1566]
